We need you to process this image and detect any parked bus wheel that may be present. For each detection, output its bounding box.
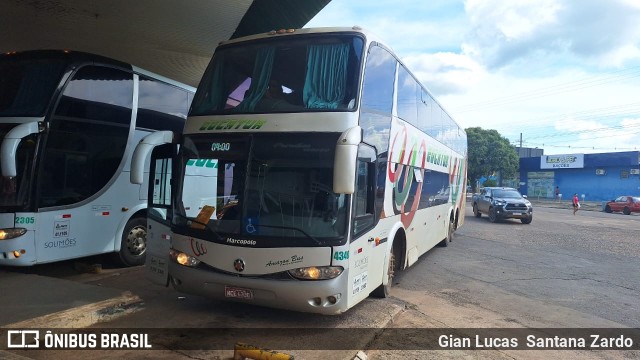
[117,217,147,266]
[438,215,454,247]
[371,242,398,298]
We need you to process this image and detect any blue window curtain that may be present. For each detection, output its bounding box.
[303,43,350,109]
[203,60,226,111]
[235,48,275,112]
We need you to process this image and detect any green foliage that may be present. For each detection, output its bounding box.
[466,127,519,185]
[483,179,497,187]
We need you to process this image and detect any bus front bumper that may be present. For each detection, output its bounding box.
[0,231,37,266]
[168,262,351,315]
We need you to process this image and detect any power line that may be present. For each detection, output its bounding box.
[493,102,640,143]
[524,122,640,141]
[453,66,640,113]
[516,127,640,151]
[520,142,640,151]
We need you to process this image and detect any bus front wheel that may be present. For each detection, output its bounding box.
[117,217,147,266]
[371,243,398,298]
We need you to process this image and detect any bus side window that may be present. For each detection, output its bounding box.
[360,45,395,154]
[353,144,377,236]
[137,76,191,132]
[40,66,132,208]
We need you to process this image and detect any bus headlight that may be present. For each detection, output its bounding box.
[288,266,343,280]
[169,249,201,267]
[0,228,27,240]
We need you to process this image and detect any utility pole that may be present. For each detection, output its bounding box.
[520,133,523,148]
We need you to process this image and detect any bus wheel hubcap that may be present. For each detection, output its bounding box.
[126,226,146,256]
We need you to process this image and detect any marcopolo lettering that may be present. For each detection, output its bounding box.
[226,238,257,246]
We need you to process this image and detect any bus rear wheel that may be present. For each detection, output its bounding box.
[117,217,147,266]
[438,217,454,247]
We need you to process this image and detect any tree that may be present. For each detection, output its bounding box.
[466,127,519,187]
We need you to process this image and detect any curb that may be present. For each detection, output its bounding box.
[349,300,405,360]
[4,291,144,329]
[352,350,368,360]
[527,200,602,212]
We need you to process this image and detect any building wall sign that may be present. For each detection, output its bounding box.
[541,154,584,169]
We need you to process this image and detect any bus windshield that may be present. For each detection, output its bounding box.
[178,133,347,242]
[0,57,67,117]
[190,33,364,115]
[0,124,36,211]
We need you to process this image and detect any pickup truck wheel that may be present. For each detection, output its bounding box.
[473,204,481,217]
[604,205,612,213]
[521,215,532,224]
[488,207,498,223]
[623,207,631,215]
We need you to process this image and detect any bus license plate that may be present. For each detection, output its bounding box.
[225,286,253,300]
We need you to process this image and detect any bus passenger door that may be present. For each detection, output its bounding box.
[145,143,176,286]
[350,144,385,300]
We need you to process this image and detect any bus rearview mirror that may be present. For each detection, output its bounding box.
[333,126,362,194]
[130,131,175,184]
[1,121,41,177]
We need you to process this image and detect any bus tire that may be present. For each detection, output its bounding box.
[371,242,398,298]
[117,217,147,266]
[438,217,454,247]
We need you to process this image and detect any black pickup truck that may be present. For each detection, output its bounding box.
[472,187,533,224]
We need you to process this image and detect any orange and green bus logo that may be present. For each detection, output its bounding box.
[199,119,265,131]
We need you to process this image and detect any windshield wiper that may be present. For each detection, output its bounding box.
[173,213,224,241]
[253,224,323,245]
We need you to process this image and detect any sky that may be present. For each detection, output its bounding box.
[305,0,640,155]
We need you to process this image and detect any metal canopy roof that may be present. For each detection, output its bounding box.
[2,0,330,87]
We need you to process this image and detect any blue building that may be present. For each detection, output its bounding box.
[519,151,640,202]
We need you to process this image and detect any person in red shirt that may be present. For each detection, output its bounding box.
[572,193,580,215]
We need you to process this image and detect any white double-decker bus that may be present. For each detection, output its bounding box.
[0,50,194,266]
[132,27,467,314]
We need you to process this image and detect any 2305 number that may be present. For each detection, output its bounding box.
[15,216,35,224]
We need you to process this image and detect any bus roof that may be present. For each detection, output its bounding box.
[2,50,196,92]
[217,26,384,47]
